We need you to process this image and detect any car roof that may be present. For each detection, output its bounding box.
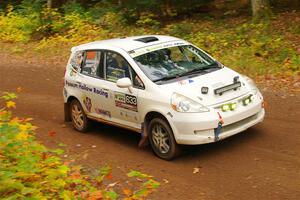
[73,35,184,52]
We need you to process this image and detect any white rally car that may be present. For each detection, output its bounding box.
[63,35,265,160]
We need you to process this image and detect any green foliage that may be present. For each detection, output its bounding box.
[17,0,44,15]
[164,22,193,37]
[0,5,40,42]
[289,23,300,35]
[136,12,160,28]
[0,2,299,76]
[0,91,160,199]
[62,0,87,16]
[290,55,300,72]
[127,170,152,179]
[1,92,17,101]
[98,12,126,31]
[188,20,300,75]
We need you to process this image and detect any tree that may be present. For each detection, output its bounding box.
[251,0,272,19]
[47,0,52,8]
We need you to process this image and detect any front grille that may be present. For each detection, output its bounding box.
[221,113,259,133]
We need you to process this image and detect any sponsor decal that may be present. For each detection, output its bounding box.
[129,41,187,58]
[115,92,138,112]
[95,108,111,118]
[65,80,108,98]
[79,83,93,92]
[178,79,194,85]
[86,51,96,59]
[66,80,78,88]
[120,111,138,121]
[83,96,92,112]
[93,88,109,98]
[178,80,187,85]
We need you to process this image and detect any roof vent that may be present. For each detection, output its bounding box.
[134,36,159,43]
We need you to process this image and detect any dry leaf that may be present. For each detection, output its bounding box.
[193,167,200,174]
[48,130,56,137]
[107,181,119,188]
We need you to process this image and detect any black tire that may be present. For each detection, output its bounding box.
[148,118,180,160]
[70,99,89,132]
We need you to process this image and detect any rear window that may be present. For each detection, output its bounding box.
[70,51,84,71]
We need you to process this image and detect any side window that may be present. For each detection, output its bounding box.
[105,51,130,82]
[81,51,101,77]
[131,68,145,89]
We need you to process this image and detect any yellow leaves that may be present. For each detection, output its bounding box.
[18,123,37,132]
[6,101,16,109]
[87,191,102,200]
[24,118,34,122]
[16,132,29,140]
[123,188,132,196]
[31,125,38,131]
[0,91,160,199]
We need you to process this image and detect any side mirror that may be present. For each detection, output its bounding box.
[116,78,132,92]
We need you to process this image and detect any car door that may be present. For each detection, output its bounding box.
[102,50,144,130]
[77,50,113,120]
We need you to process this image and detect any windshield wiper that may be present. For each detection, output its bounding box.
[153,74,179,83]
[153,62,220,83]
[179,62,220,77]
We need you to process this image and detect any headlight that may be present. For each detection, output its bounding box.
[171,93,209,113]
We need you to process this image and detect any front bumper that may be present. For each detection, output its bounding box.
[167,94,265,145]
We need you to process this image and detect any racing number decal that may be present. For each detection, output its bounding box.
[125,95,137,106]
[115,92,138,112]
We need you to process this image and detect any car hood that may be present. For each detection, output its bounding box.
[158,67,250,106]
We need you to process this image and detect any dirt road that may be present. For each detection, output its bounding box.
[1,55,299,200]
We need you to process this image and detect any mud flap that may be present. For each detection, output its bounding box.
[214,112,224,142]
[138,122,148,147]
[64,103,71,122]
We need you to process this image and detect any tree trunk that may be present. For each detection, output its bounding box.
[118,0,122,7]
[47,0,52,8]
[251,0,271,19]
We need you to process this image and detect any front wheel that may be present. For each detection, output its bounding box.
[148,118,180,160]
[70,99,89,132]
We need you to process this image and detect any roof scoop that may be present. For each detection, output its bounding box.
[134,36,159,43]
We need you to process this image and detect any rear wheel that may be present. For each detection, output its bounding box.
[70,99,89,132]
[148,118,180,160]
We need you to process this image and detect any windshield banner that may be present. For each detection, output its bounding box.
[129,41,188,58]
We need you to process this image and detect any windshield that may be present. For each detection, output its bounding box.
[133,45,219,83]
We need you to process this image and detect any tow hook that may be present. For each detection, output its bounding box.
[214,112,224,142]
[214,122,223,142]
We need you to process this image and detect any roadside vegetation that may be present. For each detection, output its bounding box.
[0,0,299,77]
[0,91,160,199]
